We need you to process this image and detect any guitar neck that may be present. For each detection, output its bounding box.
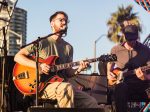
[123,65,150,77]
[141,65,150,72]
[49,54,117,72]
[123,70,135,77]
[55,58,99,71]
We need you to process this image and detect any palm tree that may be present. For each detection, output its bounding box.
[107,5,142,43]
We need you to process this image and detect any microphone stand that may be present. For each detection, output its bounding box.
[0,27,7,112]
[34,37,40,107]
[21,30,65,107]
[21,37,42,107]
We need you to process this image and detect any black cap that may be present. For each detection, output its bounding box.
[123,25,139,41]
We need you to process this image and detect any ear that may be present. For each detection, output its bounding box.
[50,21,54,27]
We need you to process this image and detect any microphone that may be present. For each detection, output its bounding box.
[61,25,67,31]
[0,1,8,7]
[59,26,68,34]
[87,64,92,70]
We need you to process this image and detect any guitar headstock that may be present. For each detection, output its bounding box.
[98,54,117,62]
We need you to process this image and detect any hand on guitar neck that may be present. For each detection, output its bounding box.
[75,60,90,75]
[135,67,146,80]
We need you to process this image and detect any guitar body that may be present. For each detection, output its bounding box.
[108,68,122,86]
[13,56,64,95]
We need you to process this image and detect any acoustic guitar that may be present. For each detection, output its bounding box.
[108,65,150,86]
[13,54,117,95]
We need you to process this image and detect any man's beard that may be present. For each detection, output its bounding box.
[58,26,68,37]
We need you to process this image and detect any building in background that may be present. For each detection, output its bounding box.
[0,7,27,56]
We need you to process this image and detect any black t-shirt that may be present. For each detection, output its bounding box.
[111,41,150,82]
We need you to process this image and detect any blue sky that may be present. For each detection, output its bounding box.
[16,0,150,72]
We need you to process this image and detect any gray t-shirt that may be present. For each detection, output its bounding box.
[25,37,73,80]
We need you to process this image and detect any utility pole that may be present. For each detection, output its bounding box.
[93,34,107,73]
[9,30,22,46]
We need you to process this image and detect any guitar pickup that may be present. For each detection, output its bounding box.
[13,71,29,80]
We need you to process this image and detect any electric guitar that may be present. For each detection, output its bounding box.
[108,65,150,86]
[13,54,117,95]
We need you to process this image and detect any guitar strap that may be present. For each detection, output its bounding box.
[127,50,135,71]
[120,42,134,70]
[128,50,132,60]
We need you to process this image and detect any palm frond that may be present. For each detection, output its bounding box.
[106,5,141,43]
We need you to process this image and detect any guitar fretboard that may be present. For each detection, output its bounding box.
[57,58,100,70]
[141,65,150,72]
[50,54,117,72]
[123,65,150,77]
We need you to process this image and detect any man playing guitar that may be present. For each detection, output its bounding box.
[107,25,150,112]
[14,11,99,108]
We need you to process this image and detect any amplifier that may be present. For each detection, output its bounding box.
[69,74,108,104]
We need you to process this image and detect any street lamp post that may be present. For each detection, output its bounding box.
[9,30,22,46]
[93,34,107,73]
